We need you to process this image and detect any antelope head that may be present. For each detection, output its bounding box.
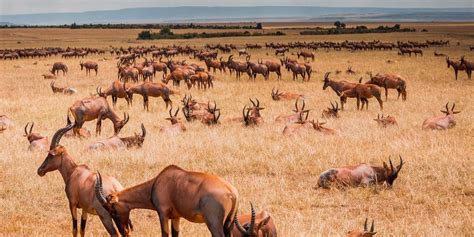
[440,102,461,116]
[235,203,271,237]
[383,155,404,187]
[37,124,74,176]
[96,86,106,97]
[24,122,43,143]
[271,88,283,101]
[114,113,130,135]
[206,101,221,125]
[347,218,377,237]
[322,72,331,90]
[325,101,340,118]
[249,98,264,116]
[166,107,181,125]
[293,99,306,113]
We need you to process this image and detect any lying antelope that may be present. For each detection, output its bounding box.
[233,203,277,237]
[271,88,304,101]
[50,80,77,95]
[87,124,146,150]
[69,96,130,136]
[275,99,308,123]
[422,102,461,130]
[318,156,404,188]
[95,165,239,237]
[200,101,221,125]
[160,107,186,133]
[321,101,340,119]
[347,218,377,237]
[37,124,126,237]
[243,98,264,126]
[283,111,336,136]
[374,114,397,127]
[24,122,49,151]
[0,114,14,129]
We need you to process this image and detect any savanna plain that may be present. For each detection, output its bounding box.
[0,22,473,236]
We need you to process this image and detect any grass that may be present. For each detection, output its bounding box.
[0,22,473,236]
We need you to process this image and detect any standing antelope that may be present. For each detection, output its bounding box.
[347,219,377,237]
[297,51,315,61]
[24,122,49,151]
[247,57,269,81]
[321,101,340,119]
[80,61,98,76]
[95,165,239,237]
[318,156,404,188]
[422,102,461,130]
[338,83,383,111]
[460,56,473,80]
[97,81,131,107]
[366,73,407,101]
[87,124,146,150]
[271,88,304,101]
[233,203,277,237]
[50,62,68,76]
[374,114,397,127]
[322,72,368,110]
[125,82,172,111]
[69,95,130,136]
[37,124,126,237]
[446,57,466,80]
[160,107,186,133]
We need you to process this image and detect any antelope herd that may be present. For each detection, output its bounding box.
[0,35,471,236]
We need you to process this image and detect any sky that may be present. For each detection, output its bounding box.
[1,0,473,15]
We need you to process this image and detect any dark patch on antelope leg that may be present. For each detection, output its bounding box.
[80,218,86,233]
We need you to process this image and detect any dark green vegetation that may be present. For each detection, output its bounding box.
[300,23,416,35]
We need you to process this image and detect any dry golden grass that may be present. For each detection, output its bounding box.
[0,23,473,236]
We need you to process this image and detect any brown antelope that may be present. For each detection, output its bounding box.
[321,101,340,119]
[69,95,130,136]
[247,57,269,81]
[318,156,404,188]
[0,126,5,133]
[263,60,282,80]
[338,83,383,111]
[64,114,91,138]
[181,95,215,122]
[51,62,68,76]
[188,71,214,90]
[50,81,77,95]
[80,61,98,76]
[284,60,306,81]
[233,203,277,237]
[347,218,377,237]
[322,72,367,110]
[297,51,315,61]
[153,57,168,78]
[37,124,126,237]
[346,66,356,74]
[271,88,304,101]
[446,57,466,80]
[159,107,186,133]
[242,98,264,126]
[227,55,252,80]
[366,73,407,101]
[283,110,336,136]
[97,81,131,107]
[87,124,146,150]
[200,101,221,125]
[374,114,397,127]
[274,47,289,56]
[94,165,239,237]
[125,82,172,111]
[275,99,309,123]
[205,57,225,73]
[41,73,56,79]
[422,102,461,130]
[24,122,49,151]
[460,56,473,80]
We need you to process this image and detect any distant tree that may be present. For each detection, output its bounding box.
[256,22,263,29]
[159,26,173,35]
[393,24,401,30]
[341,23,346,29]
[138,30,152,39]
[70,22,78,29]
[334,21,342,29]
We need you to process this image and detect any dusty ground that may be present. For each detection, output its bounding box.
[0,23,473,236]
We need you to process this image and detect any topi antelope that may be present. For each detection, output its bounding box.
[199,101,221,125]
[460,56,473,80]
[242,98,264,126]
[366,73,407,101]
[233,203,277,237]
[37,124,126,237]
[87,124,146,150]
[374,114,397,127]
[422,102,461,130]
[50,62,68,76]
[69,95,130,136]
[80,61,98,76]
[346,66,356,74]
[0,114,14,129]
[338,83,383,111]
[318,156,404,189]
[275,99,308,123]
[271,88,304,101]
[97,81,131,108]
[95,165,239,237]
[125,82,172,111]
[297,51,315,61]
[322,72,368,110]
[160,107,186,133]
[446,57,466,80]
[321,101,340,119]
[283,110,336,136]
[347,218,377,237]
[24,122,49,151]
[50,80,77,95]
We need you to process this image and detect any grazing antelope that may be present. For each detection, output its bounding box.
[321,101,340,119]
[87,124,146,150]
[366,73,407,101]
[97,81,131,107]
[275,99,309,123]
[80,61,98,76]
[24,122,49,151]
[374,114,397,127]
[271,88,304,101]
[95,165,239,237]
[460,56,473,80]
[422,102,461,130]
[446,57,466,80]
[41,73,56,79]
[338,83,383,111]
[318,156,404,188]
[50,81,77,95]
[233,203,277,237]
[125,82,172,111]
[347,218,376,237]
[69,96,130,136]
[242,98,264,126]
[50,62,68,76]
[159,107,186,133]
[37,124,126,237]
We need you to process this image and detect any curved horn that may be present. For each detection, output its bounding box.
[50,123,75,150]
[302,100,306,111]
[250,98,256,107]
[397,155,404,174]
[248,202,256,235]
[364,218,368,232]
[123,112,130,124]
[370,220,375,233]
[234,213,247,235]
[141,123,146,138]
[95,172,107,205]
[29,122,34,134]
[256,98,260,108]
[389,156,394,172]
[24,122,29,135]
[452,102,455,112]
[169,107,173,117]
[174,107,179,117]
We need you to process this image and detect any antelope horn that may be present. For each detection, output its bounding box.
[302,100,306,111]
[305,110,310,121]
[294,99,299,112]
[24,122,29,135]
[364,218,368,232]
[141,123,146,138]
[169,107,173,117]
[389,156,394,171]
[445,102,449,112]
[397,155,404,174]
[234,213,247,235]
[370,220,375,233]
[174,107,179,117]
[256,98,260,107]
[452,103,455,111]
[29,122,34,134]
[248,202,256,235]
[330,101,335,109]
[242,106,247,120]
[95,172,107,205]
[250,98,256,107]
[50,123,75,150]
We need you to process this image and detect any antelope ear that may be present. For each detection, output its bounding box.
[258,215,271,229]
[383,162,389,170]
[453,111,461,114]
[107,194,119,204]
[440,110,448,114]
